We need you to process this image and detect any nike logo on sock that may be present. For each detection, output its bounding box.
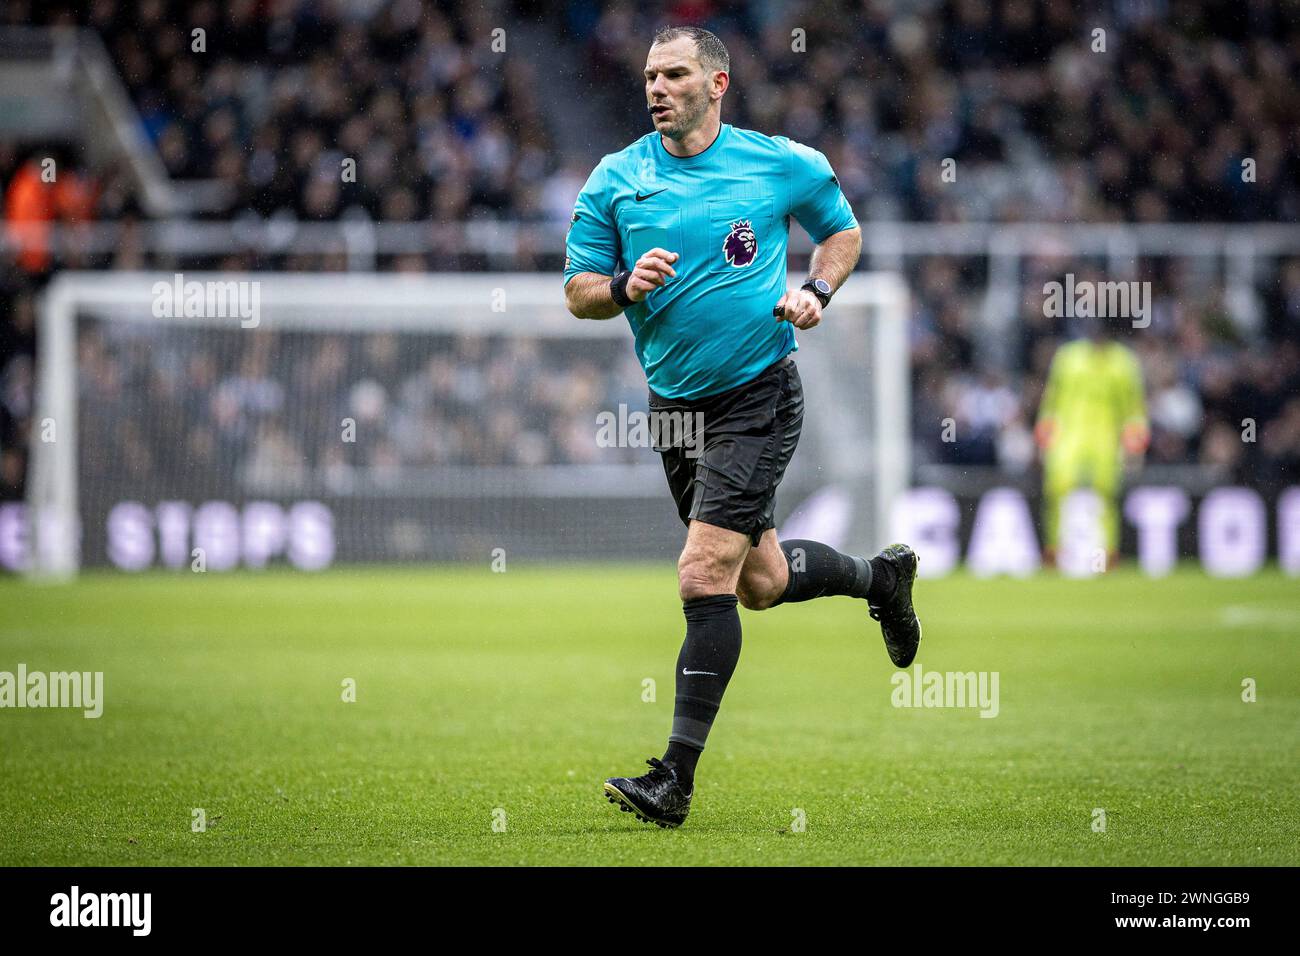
[682,668,718,676]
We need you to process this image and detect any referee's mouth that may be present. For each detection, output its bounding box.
[650,104,672,119]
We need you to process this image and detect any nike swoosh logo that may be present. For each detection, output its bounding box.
[682,668,718,676]
[636,189,668,202]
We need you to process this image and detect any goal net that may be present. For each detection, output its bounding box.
[26,271,909,577]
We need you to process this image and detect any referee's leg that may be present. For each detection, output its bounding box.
[677,518,750,600]
[735,530,789,609]
[658,519,751,793]
[739,531,887,610]
[739,530,923,670]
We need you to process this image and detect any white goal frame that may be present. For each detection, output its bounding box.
[28,270,909,577]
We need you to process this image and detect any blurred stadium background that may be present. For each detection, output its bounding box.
[0,0,1296,576]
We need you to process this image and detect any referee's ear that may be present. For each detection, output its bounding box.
[709,70,729,101]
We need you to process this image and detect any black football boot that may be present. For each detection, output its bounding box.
[603,757,692,828]
[868,543,922,668]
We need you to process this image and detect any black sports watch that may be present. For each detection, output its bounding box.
[801,277,833,308]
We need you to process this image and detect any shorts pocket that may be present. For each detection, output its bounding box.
[648,393,703,455]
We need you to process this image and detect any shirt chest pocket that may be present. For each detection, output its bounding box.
[619,207,683,274]
[706,198,774,274]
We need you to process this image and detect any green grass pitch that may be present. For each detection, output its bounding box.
[1,565,1297,866]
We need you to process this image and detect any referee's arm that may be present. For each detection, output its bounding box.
[775,225,861,329]
[808,225,862,296]
[776,137,863,328]
[565,273,625,320]
[565,249,679,320]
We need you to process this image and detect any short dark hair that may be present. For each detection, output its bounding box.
[651,25,730,75]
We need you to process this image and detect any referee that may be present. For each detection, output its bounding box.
[564,26,922,828]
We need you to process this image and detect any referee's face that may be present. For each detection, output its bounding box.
[644,37,713,140]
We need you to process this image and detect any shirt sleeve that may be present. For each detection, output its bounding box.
[563,159,619,287]
[786,139,858,243]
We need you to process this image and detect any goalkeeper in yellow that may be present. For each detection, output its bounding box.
[1035,321,1149,568]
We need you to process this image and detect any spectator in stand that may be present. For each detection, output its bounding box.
[3,146,98,276]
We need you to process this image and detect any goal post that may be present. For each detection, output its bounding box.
[27,270,908,578]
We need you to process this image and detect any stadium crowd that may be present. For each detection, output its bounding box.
[1,0,1298,498]
[73,324,648,495]
[911,257,1300,488]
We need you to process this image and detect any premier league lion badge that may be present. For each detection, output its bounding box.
[722,219,757,267]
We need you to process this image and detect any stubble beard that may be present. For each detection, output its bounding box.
[658,86,709,142]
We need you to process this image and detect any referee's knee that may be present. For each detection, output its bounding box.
[678,568,728,602]
[677,554,735,603]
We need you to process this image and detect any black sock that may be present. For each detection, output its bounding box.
[662,740,701,789]
[867,555,897,603]
[665,593,741,793]
[773,539,873,604]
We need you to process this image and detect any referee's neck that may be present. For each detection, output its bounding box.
[661,115,722,159]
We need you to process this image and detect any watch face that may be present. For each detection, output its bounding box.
[812,279,832,296]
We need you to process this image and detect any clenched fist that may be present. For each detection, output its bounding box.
[773,288,822,330]
[627,248,679,302]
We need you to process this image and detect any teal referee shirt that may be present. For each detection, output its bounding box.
[563,123,859,400]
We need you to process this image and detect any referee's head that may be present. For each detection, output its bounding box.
[645,26,730,143]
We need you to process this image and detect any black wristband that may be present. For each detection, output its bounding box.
[610,270,634,309]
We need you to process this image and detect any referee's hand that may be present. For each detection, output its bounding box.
[627,248,679,303]
[773,289,822,329]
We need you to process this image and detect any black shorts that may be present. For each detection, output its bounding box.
[649,354,804,547]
